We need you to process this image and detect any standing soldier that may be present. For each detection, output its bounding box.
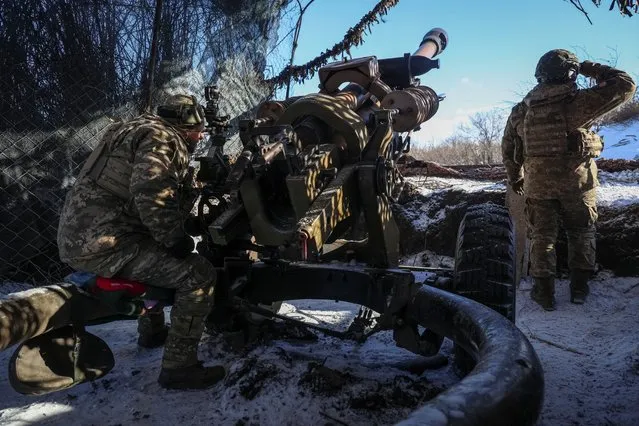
[501,49,636,311]
[57,94,226,389]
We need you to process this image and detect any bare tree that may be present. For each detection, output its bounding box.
[458,109,506,164]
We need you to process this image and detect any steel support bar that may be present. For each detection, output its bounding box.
[243,262,543,426]
[398,285,544,426]
[244,261,417,315]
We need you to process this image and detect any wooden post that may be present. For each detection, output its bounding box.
[142,0,163,113]
[506,187,528,287]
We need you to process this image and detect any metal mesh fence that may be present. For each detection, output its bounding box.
[0,68,139,284]
[0,0,294,285]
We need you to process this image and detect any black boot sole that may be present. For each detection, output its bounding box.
[531,294,556,311]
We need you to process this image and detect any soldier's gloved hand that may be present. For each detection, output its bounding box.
[167,236,195,259]
[579,60,599,79]
[511,179,524,196]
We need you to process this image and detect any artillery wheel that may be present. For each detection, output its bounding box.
[452,202,516,373]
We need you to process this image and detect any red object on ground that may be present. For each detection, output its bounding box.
[95,276,147,297]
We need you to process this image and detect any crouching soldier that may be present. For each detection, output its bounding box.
[57,94,225,389]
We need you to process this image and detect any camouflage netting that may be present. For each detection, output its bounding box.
[0,0,294,284]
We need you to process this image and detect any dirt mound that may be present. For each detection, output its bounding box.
[398,158,639,180]
[394,175,639,276]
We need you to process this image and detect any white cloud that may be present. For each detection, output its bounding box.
[460,77,470,84]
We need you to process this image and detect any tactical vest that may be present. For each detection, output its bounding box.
[523,90,571,157]
[77,116,165,200]
[523,84,603,159]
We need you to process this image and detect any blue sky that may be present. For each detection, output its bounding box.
[275,0,639,145]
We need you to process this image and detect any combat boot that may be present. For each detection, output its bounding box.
[137,308,169,349]
[138,325,169,348]
[570,269,591,304]
[158,361,226,390]
[531,277,556,311]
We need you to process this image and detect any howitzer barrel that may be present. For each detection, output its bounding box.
[377,27,448,89]
[414,28,448,59]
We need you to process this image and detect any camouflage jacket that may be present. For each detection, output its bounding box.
[57,114,195,269]
[501,61,636,199]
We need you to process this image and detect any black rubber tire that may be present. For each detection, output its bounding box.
[453,202,517,373]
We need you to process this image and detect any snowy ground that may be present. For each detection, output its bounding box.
[518,272,639,426]
[597,170,639,208]
[405,168,639,210]
[0,282,459,426]
[2,266,639,426]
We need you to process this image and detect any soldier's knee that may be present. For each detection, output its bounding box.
[175,254,216,293]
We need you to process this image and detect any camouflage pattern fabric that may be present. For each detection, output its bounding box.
[526,189,597,277]
[114,240,215,369]
[502,60,636,278]
[57,114,194,266]
[502,61,636,199]
[57,112,215,369]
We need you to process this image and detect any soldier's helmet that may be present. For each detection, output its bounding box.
[156,94,205,129]
[534,49,580,84]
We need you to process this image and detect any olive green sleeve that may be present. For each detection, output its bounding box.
[501,103,525,185]
[130,126,190,247]
[567,61,637,129]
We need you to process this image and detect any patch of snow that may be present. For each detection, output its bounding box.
[405,176,506,197]
[1,269,638,425]
[401,251,454,270]
[598,170,639,185]
[598,119,639,161]
[0,298,458,426]
[517,272,639,426]
[399,177,506,233]
[405,173,639,209]
[0,402,75,425]
[597,170,639,208]
[409,204,446,233]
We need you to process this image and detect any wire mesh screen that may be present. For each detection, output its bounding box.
[0,0,294,284]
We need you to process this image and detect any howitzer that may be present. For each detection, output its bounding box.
[195,29,447,267]
[0,28,544,425]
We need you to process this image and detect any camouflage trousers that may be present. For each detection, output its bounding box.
[65,238,216,369]
[525,189,598,278]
